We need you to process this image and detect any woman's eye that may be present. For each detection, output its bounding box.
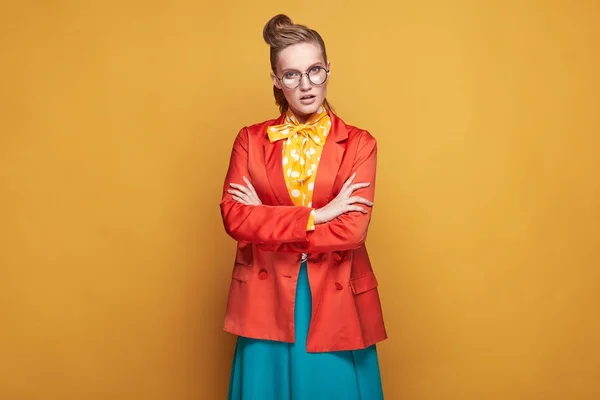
[284,72,298,79]
[310,66,321,73]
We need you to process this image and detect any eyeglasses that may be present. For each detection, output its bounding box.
[277,66,330,89]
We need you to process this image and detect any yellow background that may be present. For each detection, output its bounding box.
[1,1,599,399]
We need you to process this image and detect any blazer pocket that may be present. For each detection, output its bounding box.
[350,272,378,295]
[232,262,251,283]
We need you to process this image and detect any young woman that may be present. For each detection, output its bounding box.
[220,14,387,400]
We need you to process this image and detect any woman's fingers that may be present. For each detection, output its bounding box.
[229,179,261,205]
[341,180,369,198]
[232,176,366,208]
[243,176,255,191]
[242,177,262,205]
[230,183,256,201]
[348,182,370,193]
[347,196,373,206]
[345,205,368,214]
[340,172,356,193]
[228,189,249,201]
[231,195,247,204]
[230,183,251,195]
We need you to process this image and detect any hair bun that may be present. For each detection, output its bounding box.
[263,14,294,46]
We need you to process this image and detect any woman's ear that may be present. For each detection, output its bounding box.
[271,71,282,89]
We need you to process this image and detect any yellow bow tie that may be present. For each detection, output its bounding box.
[267,107,331,183]
[268,123,325,146]
[268,107,329,144]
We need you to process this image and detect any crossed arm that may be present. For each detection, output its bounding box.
[219,128,377,253]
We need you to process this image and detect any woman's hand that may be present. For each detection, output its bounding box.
[228,173,371,223]
[228,176,262,206]
[313,172,372,224]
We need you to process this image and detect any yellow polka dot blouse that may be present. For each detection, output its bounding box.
[267,105,331,230]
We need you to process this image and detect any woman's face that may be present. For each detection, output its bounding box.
[271,42,330,122]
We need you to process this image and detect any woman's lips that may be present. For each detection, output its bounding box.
[299,94,316,104]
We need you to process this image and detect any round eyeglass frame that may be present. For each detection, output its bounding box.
[276,66,330,89]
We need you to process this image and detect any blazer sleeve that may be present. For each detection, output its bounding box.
[219,127,313,244]
[258,131,378,254]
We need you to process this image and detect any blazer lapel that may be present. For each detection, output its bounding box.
[312,112,348,209]
[263,111,348,208]
[264,114,294,206]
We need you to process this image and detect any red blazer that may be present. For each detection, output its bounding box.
[219,111,387,352]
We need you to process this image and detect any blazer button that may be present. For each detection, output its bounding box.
[258,270,268,280]
[333,252,342,261]
[335,282,344,290]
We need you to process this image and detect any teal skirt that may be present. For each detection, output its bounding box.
[228,261,384,400]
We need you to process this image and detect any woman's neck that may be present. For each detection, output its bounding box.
[288,106,322,124]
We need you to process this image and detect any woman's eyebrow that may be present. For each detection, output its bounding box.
[280,62,325,73]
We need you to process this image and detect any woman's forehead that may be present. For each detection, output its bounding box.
[277,42,325,71]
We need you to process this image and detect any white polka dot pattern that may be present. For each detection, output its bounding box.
[266,105,331,230]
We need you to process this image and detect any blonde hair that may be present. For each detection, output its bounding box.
[262,14,333,114]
